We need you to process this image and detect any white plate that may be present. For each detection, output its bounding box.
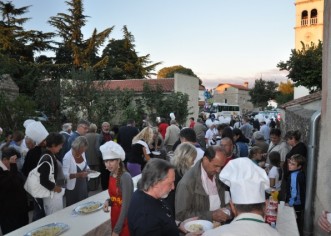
[88,171,101,178]
[24,222,69,236]
[152,151,161,155]
[73,201,103,214]
[184,220,213,233]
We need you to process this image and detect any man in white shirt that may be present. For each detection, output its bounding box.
[267,128,290,167]
[260,120,270,143]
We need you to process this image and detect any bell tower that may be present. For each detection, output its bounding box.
[294,0,324,98]
[295,0,324,49]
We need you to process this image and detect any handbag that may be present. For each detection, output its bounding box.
[24,154,55,199]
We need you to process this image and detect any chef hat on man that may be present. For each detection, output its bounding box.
[23,119,36,128]
[100,141,125,161]
[219,157,270,204]
[25,120,49,145]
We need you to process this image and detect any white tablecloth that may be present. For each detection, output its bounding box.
[5,190,111,236]
[276,203,300,236]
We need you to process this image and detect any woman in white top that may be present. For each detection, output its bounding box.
[62,136,90,206]
[268,151,283,190]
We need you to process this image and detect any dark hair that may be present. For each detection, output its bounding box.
[269,151,282,180]
[221,126,234,140]
[190,117,194,121]
[270,128,281,137]
[269,151,281,167]
[12,130,24,142]
[249,146,262,159]
[116,160,126,188]
[204,145,227,161]
[127,119,135,125]
[45,132,65,148]
[77,119,90,127]
[217,123,229,132]
[290,154,306,167]
[179,128,197,142]
[243,116,250,122]
[232,128,243,137]
[285,130,301,141]
[234,203,265,213]
[1,146,21,160]
[138,159,174,191]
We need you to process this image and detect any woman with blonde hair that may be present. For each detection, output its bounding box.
[127,127,154,177]
[165,142,197,215]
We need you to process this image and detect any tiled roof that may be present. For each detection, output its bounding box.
[280,91,322,109]
[216,83,249,91]
[94,78,174,92]
[199,85,205,90]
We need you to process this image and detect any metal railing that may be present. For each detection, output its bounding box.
[310,17,318,25]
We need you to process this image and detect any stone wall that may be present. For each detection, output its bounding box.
[174,73,199,126]
[0,74,19,100]
[284,105,318,145]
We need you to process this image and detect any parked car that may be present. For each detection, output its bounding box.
[29,111,49,122]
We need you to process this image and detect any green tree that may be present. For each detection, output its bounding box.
[0,92,36,130]
[49,0,112,69]
[157,65,202,85]
[0,1,54,61]
[274,81,294,105]
[101,26,161,80]
[277,41,322,93]
[249,78,278,109]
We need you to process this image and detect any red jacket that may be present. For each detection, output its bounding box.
[158,123,169,139]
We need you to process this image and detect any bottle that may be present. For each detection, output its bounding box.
[265,196,278,226]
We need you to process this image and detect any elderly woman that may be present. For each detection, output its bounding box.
[165,142,197,215]
[101,141,133,236]
[127,127,154,177]
[62,136,90,206]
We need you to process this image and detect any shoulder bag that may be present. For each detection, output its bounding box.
[24,154,55,199]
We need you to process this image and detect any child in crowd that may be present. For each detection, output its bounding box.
[268,151,283,191]
[248,146,264,167]
[286,154,306,234]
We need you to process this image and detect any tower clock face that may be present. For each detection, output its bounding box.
[304,32,313,42]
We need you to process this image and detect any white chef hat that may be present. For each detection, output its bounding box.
[219,157,270,204]
[25,121,49,145]
[23,119,36,128]
[100,141,125,161]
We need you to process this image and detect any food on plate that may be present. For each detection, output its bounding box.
[188,223,203,233]
[79,203,100,213]
[31,225,62,236]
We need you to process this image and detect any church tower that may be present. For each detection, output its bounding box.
[294,0,324,98]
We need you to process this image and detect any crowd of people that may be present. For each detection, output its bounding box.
[0,113,328,235]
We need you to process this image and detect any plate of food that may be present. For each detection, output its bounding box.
[184,220,213,233]
[73,201,103,214]
[24,222,69,236]
[152,151,161,155]
[87,170,101,178]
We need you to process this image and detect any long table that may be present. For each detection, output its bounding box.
[276,203,300,236]
[6,190,111,236]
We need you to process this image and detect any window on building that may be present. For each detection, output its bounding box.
[224,99,227,103]
[301,10,308,26]
[224,88,227,91]
[310,9,318,25]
